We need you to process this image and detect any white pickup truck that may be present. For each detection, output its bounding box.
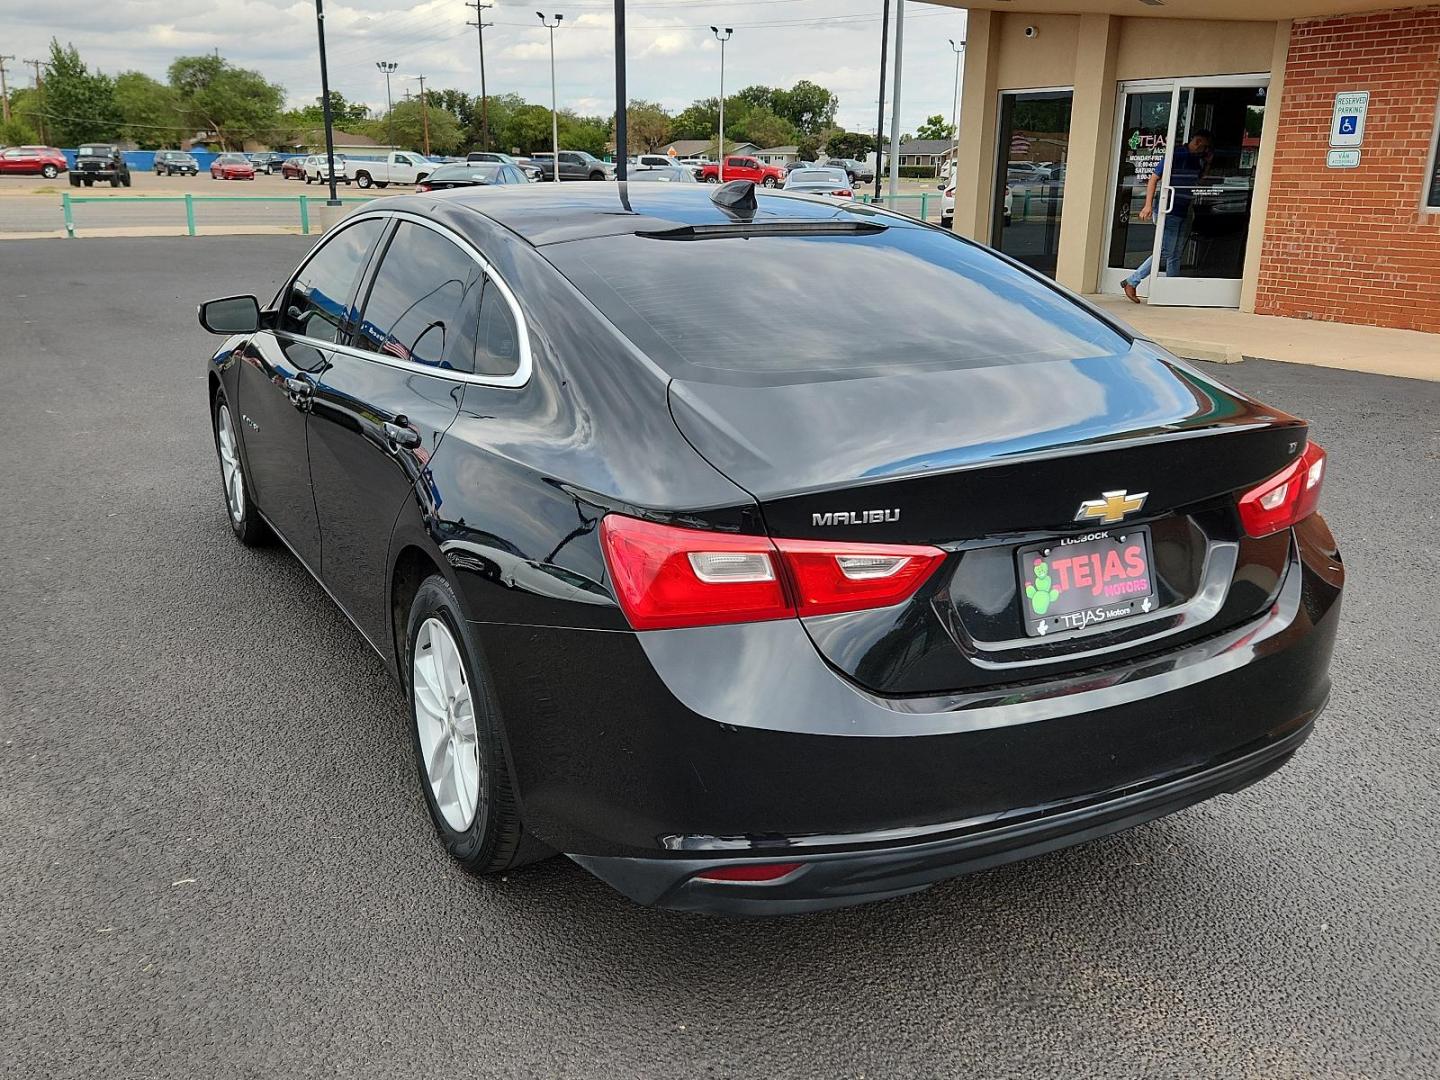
[349,151,436,190]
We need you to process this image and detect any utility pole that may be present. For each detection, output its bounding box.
[414,75,431,155]
[376,61,397,149]
[537,13,563,183]
[887,0,905,199]
[872,0,889,201]
[0,56,14,124]
[465,2,493,151]
[23,58,49,144]
[710,26,732,179]
[948,38,965,190]
[311,0,341,206]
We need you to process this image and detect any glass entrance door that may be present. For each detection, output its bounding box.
[1103,77,1267,307]
[1148,81,1267,306]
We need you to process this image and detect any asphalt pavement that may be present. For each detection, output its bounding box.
[2,237,1437,1079]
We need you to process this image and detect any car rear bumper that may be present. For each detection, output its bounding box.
[571,714,1316,915]
[468,516,1341,913]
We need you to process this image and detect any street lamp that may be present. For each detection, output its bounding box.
[710,26,732,181]
[376,61,397,150]
[947,39,964,189]
[312,0,341,206]
[537,12,564,182]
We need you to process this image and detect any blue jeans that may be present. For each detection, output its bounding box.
[1125,212,1187,288]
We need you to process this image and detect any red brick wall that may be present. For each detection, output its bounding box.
[1256,7,1440,332]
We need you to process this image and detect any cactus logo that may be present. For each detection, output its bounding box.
[1025,558,1062,615]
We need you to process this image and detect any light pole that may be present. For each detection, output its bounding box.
[312,0,341,206]
[873,0,890,200]
[410,74,431,155]
[465,2,493,150]
[887,0,905,199]
[537,12,564,182]
[376,61,397,150]
[710,26,732,181]
[947,39,964,187]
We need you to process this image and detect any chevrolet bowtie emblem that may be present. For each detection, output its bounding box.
[1075,489,1148,524]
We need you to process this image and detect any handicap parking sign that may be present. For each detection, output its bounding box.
[1330,91,1369,147]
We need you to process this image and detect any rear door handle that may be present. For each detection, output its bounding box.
[384,421,422,451]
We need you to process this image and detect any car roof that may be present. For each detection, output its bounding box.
[411,182,902,247]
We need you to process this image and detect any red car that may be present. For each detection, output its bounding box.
[210,153,256,181]
[699,155,787,187]
[280,156,308,181]
[0,145,67,179]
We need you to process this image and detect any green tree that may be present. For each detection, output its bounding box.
[0,116,39,146]
[494,102,557,154]
[735,85,776,112]
[739,106,794,149]
[114,72,188,149]
[295,92,370,128]
[772,80,838,137]
[825,131,874,160]
[560,113,610,157]
[168,55,285,149]
[915,114,954,141]
[43,40,122,146]
[671,98,718,141]
[796,134,822,162]
[618,99,671,153]
[374,99,462,154]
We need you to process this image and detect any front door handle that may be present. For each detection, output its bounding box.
[384,421,422,451]
[284,375,313,411]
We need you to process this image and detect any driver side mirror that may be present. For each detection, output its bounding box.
[198,294,261,335]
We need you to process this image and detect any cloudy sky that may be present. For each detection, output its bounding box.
[7,0,970,136]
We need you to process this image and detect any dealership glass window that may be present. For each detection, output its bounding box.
[1428,119,1440,209]
[992,89,1073,277]
[1107,90,1173,274]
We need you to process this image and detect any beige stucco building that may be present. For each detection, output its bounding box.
[922,1,1440,333]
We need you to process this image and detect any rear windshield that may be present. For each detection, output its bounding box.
[546,221,1130,386]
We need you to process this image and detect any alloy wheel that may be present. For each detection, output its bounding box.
[413,617,483,832]
[216,404,245,524]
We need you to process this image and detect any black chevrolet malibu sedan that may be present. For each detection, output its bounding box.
[198,182,1342,915]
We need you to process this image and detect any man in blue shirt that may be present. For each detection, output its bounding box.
[1123,129,1213,302]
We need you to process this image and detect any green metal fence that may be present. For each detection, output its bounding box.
[855,191,941,222]
[60,193,376,238]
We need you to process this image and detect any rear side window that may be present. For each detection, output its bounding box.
[473,278,522,377]
[354,221,481,372]
[281,217,385,342]
[547,221,1130,386]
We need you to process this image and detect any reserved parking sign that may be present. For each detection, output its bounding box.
[1330,91,1370,148]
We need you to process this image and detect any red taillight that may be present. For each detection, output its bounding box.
[834,188,853,197]
[1237,441,1326,538]
[415,182,432,193]
[694,862,803,883]
[598,514,947,630]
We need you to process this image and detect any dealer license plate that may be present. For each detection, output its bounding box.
[1016,527,1158,638]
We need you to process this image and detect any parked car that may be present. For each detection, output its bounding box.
[467,151,540,181]
[624,165,696,183]
[0,145,67,179]
[529,151,615,181]
[196,183,1342,915]
[415,162,530,191]
[782,166,853,200]
[71,144,130,187]
[349,151,434,190]
[249,152,291,175]
[632,154,677,170]
[784,160,820,174]
[210,153,256,181]
[304,154,350,184]
[939,182,1011,229]
[154,150,199,176]
[699,155,787,186]
[280,156,309,181]
[823,157,875,184]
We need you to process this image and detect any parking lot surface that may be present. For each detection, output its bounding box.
[2,237,1437,1079]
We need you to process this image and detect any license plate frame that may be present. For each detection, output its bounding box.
[1015,527,1158,638]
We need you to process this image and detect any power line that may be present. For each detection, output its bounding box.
[464,1,493,150]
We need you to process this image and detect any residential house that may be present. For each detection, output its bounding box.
[755,145,802,166]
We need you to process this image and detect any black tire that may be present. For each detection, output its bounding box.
[375,181,389,189]
[121,174,131,187]
[705,175,719,183]
[83,179,93,187]
[109,177,120,188]
[211,392,270,547]
[404,575,547,874]
[762,176,778,188]
[69,174,80,187]
[42,164,58,179]
[588,171,604,181]
[354,172,372,189]
[940,215,953,230]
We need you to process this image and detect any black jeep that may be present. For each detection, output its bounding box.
[71,144,132,188]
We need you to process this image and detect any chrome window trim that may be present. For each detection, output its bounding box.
[277,208,533,389]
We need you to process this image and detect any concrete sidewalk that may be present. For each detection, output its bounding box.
[1087,294,1438,382]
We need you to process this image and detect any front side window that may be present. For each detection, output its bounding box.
[280,218,386,342]
[354,221,480,372]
